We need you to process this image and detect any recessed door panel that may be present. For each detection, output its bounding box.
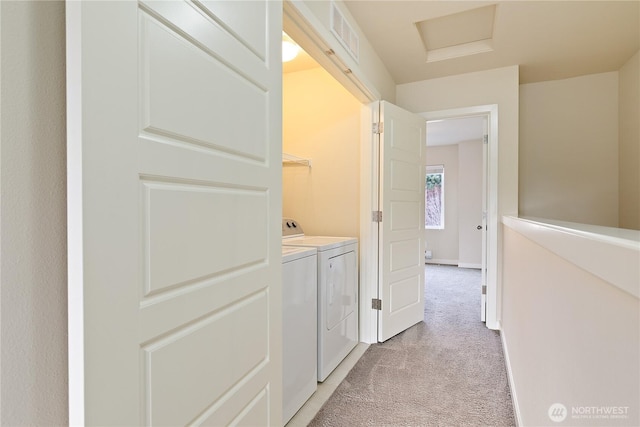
[143,181,268,296]
[144,293,268,426]
[391,158,421,192]
[390,238,421,272]
[389,117,424,154]
[140,11,268,161]
[389,276,421,314]
[390,200,421,231]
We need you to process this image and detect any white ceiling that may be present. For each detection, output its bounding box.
[342,0,639,85]
[427,116,485,146]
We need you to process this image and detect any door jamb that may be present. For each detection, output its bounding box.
[359,102,381,344]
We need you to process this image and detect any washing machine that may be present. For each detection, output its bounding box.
[281,245,317,424]
[282,219,358,382]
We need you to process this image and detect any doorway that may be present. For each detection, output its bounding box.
[425,115,488,321]
[423,106,499,326]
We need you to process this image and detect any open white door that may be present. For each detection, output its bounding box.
[67,1,282,425]
[376,101,426,342]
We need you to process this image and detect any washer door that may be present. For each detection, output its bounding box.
[325,250,357,330]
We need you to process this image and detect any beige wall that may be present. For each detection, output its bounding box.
[425,141,483,267]
[424,145,459,264]
[283,67,361,238]
[519,72,619,227]
[502,223,639,426]
[0,1,68,424]
[397,66,519,325]
[618,51,640,230]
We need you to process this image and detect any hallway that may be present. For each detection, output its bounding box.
[308,265,515,426]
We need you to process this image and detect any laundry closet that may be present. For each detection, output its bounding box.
[281,49,364,424]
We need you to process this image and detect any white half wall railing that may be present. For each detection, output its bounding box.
[503,216,639,299]
[500,216,639,427]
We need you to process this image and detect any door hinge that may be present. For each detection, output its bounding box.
[372,298,382,310]
[482,285,487,295]
[372,122,384,134]
[372,210,382,223]
[483,134,489,144]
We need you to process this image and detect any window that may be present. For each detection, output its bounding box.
[425,165,444,229]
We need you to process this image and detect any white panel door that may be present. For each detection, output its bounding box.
[378,101,426,342]
[66,1,282,425]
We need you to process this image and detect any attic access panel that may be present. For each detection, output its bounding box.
[416,4,496,62]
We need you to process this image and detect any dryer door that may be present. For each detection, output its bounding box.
[326,250,357,331]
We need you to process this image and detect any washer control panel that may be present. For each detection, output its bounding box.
[282,218,304,237]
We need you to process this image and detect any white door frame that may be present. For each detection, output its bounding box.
[422,106,500,330]
[359,103,381,344]
[360,104,500,342]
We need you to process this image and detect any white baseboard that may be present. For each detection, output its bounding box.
[458,263,482,269]
[425,258,458,265]
[500,329,522,426]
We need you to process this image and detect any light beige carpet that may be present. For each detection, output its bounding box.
[309,265,515,426]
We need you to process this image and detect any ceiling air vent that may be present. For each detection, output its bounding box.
[330,2,359,62]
